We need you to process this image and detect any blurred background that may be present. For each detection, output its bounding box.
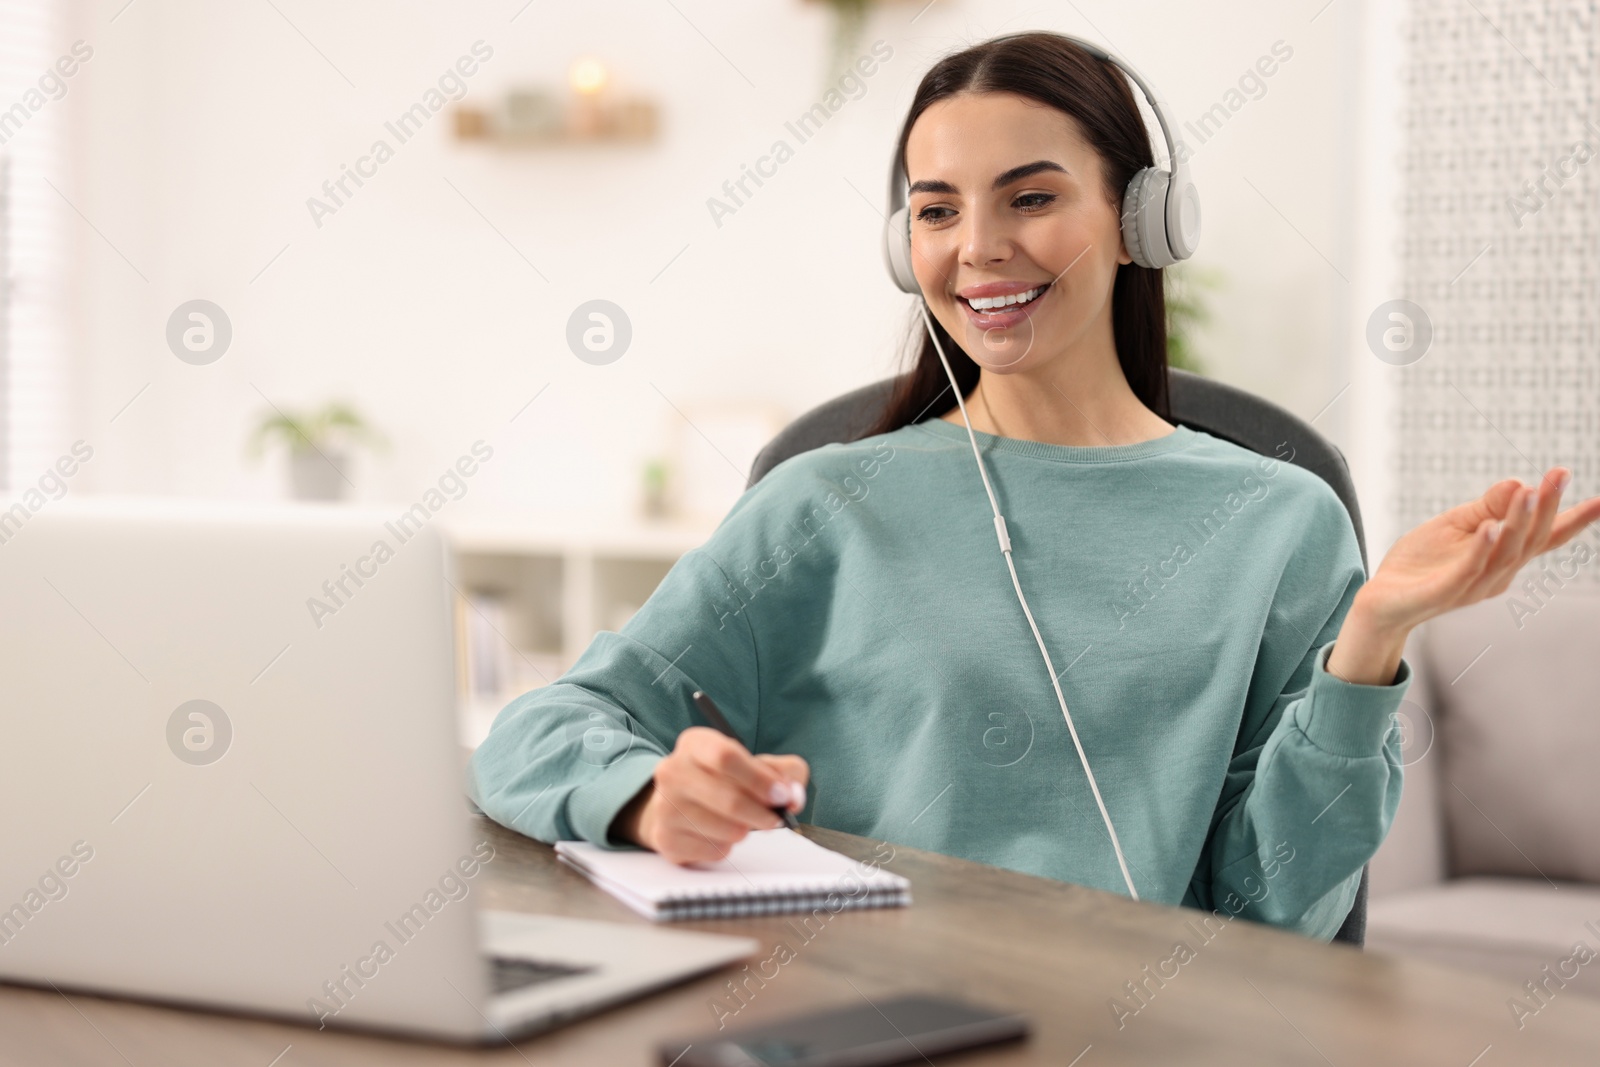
[2,0,1373,521]
[3,0,1392,719]
[3,0,1598,993]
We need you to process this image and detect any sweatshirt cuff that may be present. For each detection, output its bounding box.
[1294,641,1413,759]
[567,749,664,848]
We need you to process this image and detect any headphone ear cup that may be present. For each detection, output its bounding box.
[882,204,920,294]
[1165,175,1202,262]
[1120,167,1175,270]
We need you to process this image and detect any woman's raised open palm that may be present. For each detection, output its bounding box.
[1359,468,1600,634]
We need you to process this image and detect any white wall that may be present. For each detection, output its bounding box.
[52,0,1374,527]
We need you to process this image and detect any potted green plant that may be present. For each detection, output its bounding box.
[641,457,672,520]
[1166,261,1224,376]
[804,0,916,86]
[247,401,387,502]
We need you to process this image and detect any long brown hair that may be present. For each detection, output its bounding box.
[858,31,1170,438]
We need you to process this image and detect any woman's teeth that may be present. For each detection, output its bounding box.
[964,284,1046,311]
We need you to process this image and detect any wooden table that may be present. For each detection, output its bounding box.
[3,818,1595,1065]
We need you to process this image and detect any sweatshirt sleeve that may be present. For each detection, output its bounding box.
[1183,481,1412,941]
[466,439,888,851]
[465,544,764,849]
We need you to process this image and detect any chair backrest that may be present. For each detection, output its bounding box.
[747,367,1373,946]
[749,368,1368,572]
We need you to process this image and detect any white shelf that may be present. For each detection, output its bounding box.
[441,513,716,749]
[439,513,718,557]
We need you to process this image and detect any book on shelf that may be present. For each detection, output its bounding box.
[452,587,564,706]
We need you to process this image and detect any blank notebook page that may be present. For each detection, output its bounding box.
[554,828,911,921]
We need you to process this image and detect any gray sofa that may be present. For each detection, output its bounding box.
[1367,580,1600,999]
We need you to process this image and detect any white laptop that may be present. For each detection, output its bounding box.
[0,497,756,1042]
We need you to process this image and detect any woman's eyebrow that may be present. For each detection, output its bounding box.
[907,159,1068,196]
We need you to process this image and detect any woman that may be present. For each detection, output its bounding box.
[468,33,1600,940]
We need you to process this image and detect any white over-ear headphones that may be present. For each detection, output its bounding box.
[881,33,1201,291]
[880,34,1202,903]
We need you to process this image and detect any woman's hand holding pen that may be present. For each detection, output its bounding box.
[613,727,809,865]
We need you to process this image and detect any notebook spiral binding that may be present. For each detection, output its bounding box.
[657,887,912,922]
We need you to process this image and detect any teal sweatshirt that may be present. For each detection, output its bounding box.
[468,418,1412,940]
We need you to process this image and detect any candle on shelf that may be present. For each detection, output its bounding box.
[569,57,607,138]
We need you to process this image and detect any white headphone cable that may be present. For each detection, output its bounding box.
[918,300,1140,902]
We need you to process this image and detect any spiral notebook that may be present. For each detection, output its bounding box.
[554,828,912,921]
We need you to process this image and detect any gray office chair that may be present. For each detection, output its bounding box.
[748,367,1375,947]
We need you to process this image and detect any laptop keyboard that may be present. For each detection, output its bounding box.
[488,954,595,995]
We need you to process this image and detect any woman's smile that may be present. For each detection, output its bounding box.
[956,279,1053,331]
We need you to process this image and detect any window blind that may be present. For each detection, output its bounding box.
[0,0,69,494]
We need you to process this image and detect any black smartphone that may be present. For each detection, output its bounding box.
[657,993,1030,1067]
